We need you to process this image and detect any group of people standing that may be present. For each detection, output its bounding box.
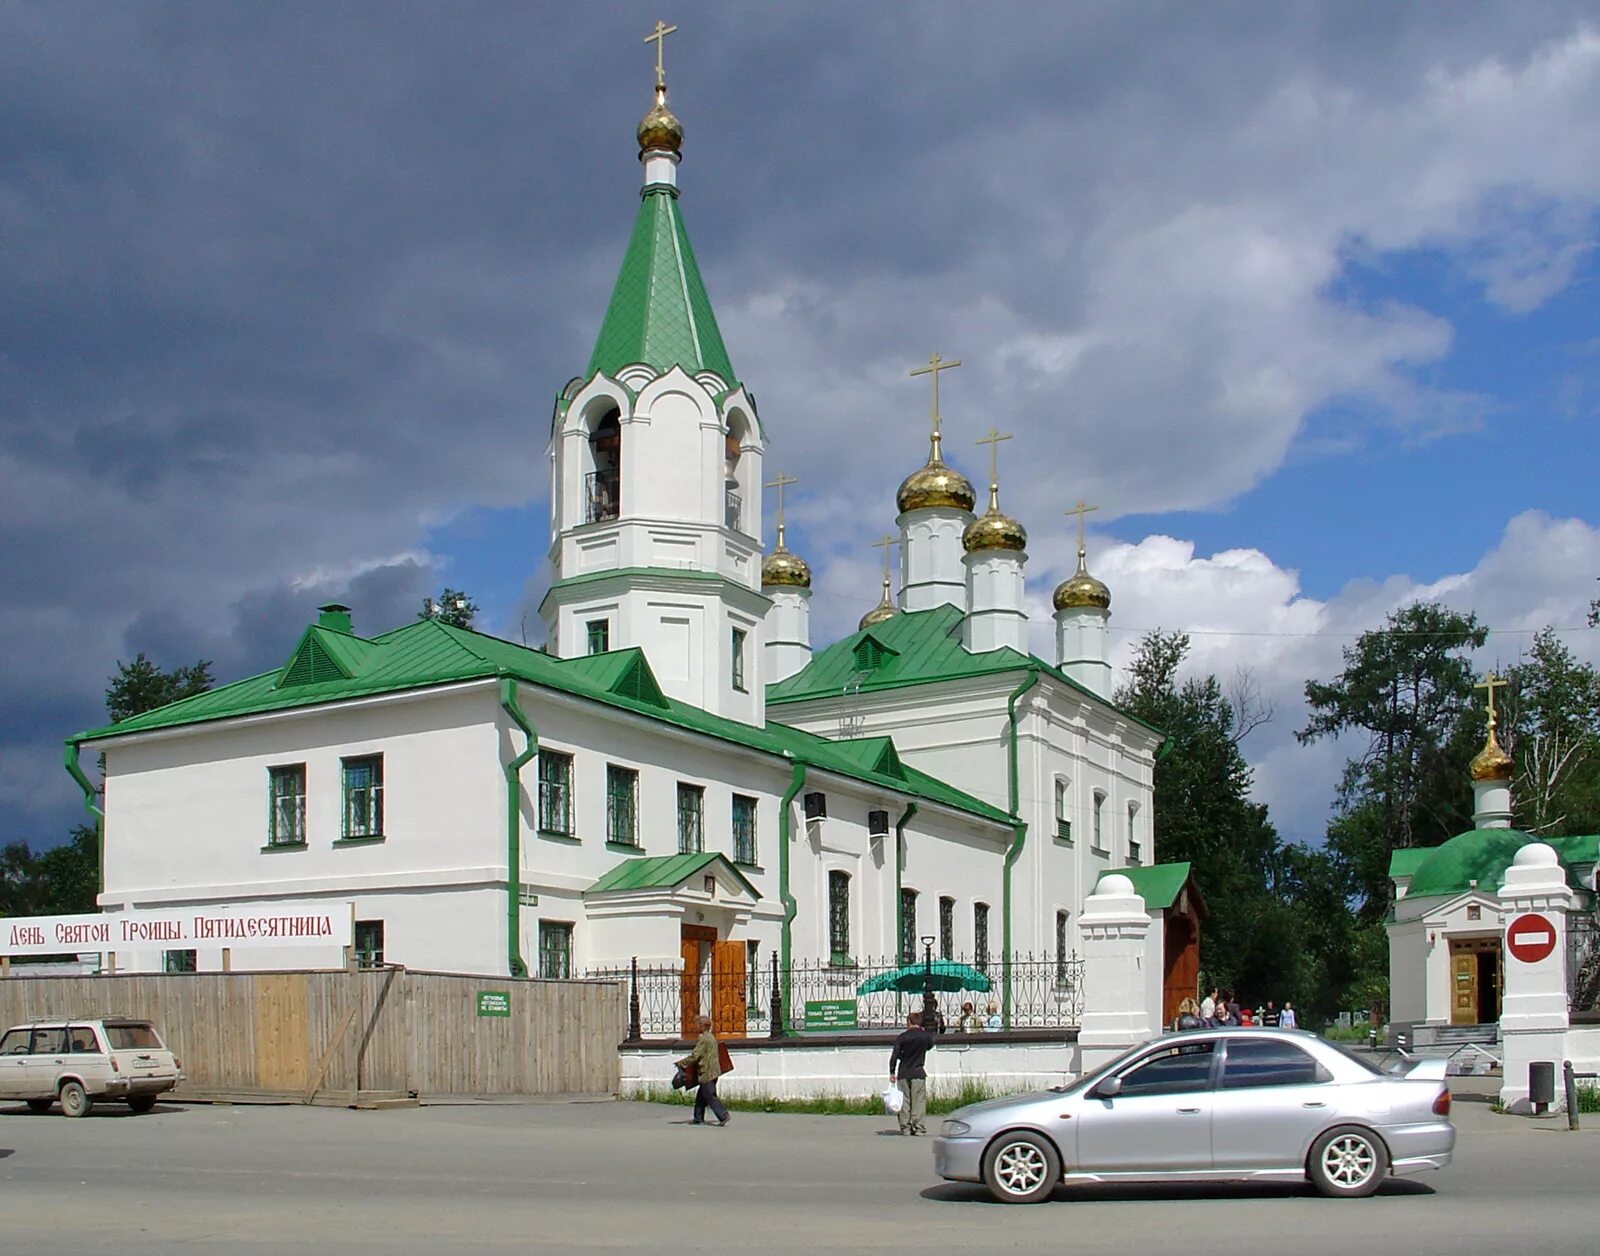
[1174,988,1298,1031]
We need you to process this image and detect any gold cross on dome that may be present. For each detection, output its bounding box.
[1065,499,1099,553]
[871,533,901,581]
[644,20,678,88]
[1475,671,1506,731]
[764,471,798,526]
[975,428,1013,489]
[909,352,961,446]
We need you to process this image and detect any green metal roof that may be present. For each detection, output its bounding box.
[587,188,735,384]
[586,851,758,899]
[1095,861,1200,912]
[765,604,1165,740]
[1401,829,1600,899]
[71,619,1012,828]
[1387,848,1432,880]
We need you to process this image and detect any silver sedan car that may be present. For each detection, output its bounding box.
[933,1028,1454,1204]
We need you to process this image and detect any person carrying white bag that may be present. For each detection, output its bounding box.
[888,1010,935,1136]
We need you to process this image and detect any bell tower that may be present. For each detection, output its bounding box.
[540,25,768,725]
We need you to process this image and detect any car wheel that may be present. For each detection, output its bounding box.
[58,1081,93,1119]
[127,1095,157,1114]
[983,1130,1061,1204]
[25,1098,53,1113]
[1308,1125,1385,1198]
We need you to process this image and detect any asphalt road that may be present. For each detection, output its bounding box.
[1,1085,1595,1255]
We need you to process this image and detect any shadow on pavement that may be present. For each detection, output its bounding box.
[922,1177,1435,1205]
[1,1102,184,1119]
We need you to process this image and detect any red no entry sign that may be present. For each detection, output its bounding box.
[1507,913,1557,964]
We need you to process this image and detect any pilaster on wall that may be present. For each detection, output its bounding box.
[1076,873,1153,1073]
[1496,843,1574,1115]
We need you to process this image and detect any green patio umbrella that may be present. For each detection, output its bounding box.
[856,960,992,995]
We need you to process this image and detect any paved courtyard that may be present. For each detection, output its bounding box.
[1,1084,1596,1254]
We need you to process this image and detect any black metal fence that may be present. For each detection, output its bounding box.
[1569,911,1599,1013]
[595,952,1085,1040]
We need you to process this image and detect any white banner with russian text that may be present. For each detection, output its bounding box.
[1,903,353,957]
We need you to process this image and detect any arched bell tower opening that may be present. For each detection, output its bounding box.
[724,411,755,534]
[588,409,622,524]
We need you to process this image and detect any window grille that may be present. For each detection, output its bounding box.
[828,871,851,963]
[538,752,574,835]
[732,795,758,865]
[585,471,619,523]
[268,765,306,846]
[899,889,918,964]
[1055,911,1071,984]
[1054,778,1072,841]
[974,903,990,974]
[341,755,383,839]
[538,921,573,979]
[939,896,955,961]
[677,783,704,854]
[355,920,385,969]
[607,765,638,846]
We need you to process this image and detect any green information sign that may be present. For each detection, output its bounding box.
[477,991,511,1018]
[803,998,858,1030]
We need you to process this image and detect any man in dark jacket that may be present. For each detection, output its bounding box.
[889,1011,935,1136]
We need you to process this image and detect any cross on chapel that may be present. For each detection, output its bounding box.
[975,428,1013,491]
[909,352,960,457]
[1065,499,1099,556]
[1476,671,1506,733]
[765,471,798,544]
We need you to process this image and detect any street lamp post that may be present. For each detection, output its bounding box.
[921,935,938,1031]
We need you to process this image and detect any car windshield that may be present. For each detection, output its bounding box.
[105,1022,163,1050]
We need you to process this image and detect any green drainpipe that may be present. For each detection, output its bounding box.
[499,676,536,979]
[894,801,917,961]
[778,758,806,1033]
[1001,665,1042,1028]
[64,741,106,898]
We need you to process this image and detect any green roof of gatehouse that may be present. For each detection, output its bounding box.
[587,187,736,384]
[1095,862,1204,913]
[587,851,758,899]
[1394,829,1600,900]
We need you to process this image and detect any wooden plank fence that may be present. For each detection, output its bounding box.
[0,968,625,1100]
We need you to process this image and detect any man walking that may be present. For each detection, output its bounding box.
[677,1014,731,1127]
[889,1010,935,1136]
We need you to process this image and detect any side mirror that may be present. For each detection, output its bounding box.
[1094,1076,1123,1099]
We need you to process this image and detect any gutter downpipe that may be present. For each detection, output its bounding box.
[778,757,806,1033]
[1002,665,1042,1029]
[895,800,918,963]
[499,676,535,979]
[64,741,106,899]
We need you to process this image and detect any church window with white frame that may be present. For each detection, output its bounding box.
[899,889,918,963]
[731,627,747,692]
[267,764,306,847]
[340,755,383,841]
[585,619,610,655]
[731,794,758,865]
[1091,790,1107,852]
[1054,777,1071,841]
[973,902,990,973]
[1127,800,1141,865]
[828,870,851,964]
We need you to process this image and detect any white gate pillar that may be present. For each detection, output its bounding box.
[1496,843,1573,1115]
[1077,873,1153,1074]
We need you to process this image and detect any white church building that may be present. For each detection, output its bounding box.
[66,59,1198,1035]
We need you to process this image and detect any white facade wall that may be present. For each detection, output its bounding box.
[96,683,507,974]
[1056,606,1112,699]
[763,586,811,684]
[771,673,1160,961]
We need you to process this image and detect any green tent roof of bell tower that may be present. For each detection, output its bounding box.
[587,187,736,385]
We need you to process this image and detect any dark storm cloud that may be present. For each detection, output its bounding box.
[3,2,1598,844]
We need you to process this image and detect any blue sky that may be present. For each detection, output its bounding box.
[2,3,1598,850]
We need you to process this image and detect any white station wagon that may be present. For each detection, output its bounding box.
[0,1018,183,1117]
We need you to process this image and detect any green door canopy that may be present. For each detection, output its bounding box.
[856,960,992,996]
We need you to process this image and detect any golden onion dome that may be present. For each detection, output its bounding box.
[761,526,812,589]
[1470,728,1513,782]
[896,456,977,515]
[963,486,1027,553]
[637,86,683,155]
[1052,549,1111,612]
[858,578,898,630]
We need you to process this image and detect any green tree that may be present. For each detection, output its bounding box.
[1116,630,1297,1007]
[1298,602,1487,916]
[419,587,479,629]
[1499,628,1600,835]
[106,653,214,723]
